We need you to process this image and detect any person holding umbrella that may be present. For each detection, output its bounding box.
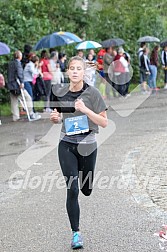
[102,38,125,98]
[137,42,147,85]
[139,47,151,93]
[103,47,117,99]
[137,36,160,87]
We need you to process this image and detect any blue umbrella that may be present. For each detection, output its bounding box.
[33,31,82,50]
[75,40,102,50]
[0,42,10,55]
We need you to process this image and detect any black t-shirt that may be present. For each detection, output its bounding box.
[51,83,107,135]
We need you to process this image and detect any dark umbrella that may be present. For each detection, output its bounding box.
[0,42,10,55]
[160,39,167,48]
[33,31,82,50]
[101,38,125,48]
[137,36,160,43]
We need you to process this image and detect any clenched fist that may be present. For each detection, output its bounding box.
[75,99,88,114]
[50,108,62,124]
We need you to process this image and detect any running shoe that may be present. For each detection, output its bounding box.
[71,231,83,250]
[30,113,41,121]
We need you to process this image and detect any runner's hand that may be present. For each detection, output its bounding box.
[20,83,24,89]
[75,99,88,114]
[50,108,61,123]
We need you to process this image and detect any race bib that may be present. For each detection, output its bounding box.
[65,115,89,135]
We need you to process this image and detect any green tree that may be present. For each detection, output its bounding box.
[0,0,167,99]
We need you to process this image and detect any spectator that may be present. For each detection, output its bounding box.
[49,48,58,58]
[103,47,117,99]
[76,50,86,60]
[85,53,96,86]
[161,46,167,89]
[123,51,131,96]
[113,47,129,96]
[24,55,41,100]
[0,73,5,125]
[59,53,67,72]
[21,44,32,69]
[59,53,68,84]
[138,42,147,85]
[0,73,5,88]
[96,48,106,77]
[40,50,53,112]
[50,52,64,104]
[50,52,64,86]
[7,50,41,121]
[88,49,96,61]
[149,45,160,94]
[138,42,146,58]
[139,47,151,93]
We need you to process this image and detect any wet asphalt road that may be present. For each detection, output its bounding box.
[0,90,167,252]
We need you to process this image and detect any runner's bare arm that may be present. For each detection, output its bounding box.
[75,99,108,128]
[85,110,108,128]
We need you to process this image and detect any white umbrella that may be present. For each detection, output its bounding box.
[137,36,160,43]
[75,40,102,50]
[0,42,10,55]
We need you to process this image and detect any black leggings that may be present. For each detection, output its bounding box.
[58,140,97,232]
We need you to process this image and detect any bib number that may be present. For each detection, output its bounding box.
[65,115,89,135]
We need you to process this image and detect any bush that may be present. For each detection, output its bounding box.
[0,87,10,103]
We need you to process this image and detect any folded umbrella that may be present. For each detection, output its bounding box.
[33,31,82,50]
[101,38,125,48]
[137,36,160,43]
[0,42,10,55]
[75,40,102,50]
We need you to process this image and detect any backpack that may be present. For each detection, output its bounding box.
[0,74,5,88]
